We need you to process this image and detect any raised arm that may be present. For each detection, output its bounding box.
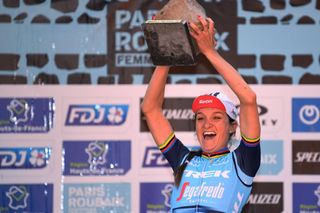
[189,16,260,139]
[141,66,174,145]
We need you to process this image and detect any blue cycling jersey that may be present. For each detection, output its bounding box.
[159,133,260,213]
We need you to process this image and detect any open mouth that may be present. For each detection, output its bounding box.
[203,131,216,141]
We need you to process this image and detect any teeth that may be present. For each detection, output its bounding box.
[203,131,216,136]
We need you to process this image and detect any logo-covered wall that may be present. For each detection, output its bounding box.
[0,0,319,84]
[0,85,319,212]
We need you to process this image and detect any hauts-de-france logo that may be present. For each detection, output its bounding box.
[140,183,173,212]
[315,185,320,207]
[293,183,320,212]
[0,98,54,133]
[85,141,108,168]
[63,140,131,176]
[6,186,29,210]
[7,99,30,124]
[161,184,173,208]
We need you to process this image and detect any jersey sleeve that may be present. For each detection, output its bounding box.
[234,133,261,177]
[158,132,190,171]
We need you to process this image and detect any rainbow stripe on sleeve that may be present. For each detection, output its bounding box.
[159,132,177,154]
[241,132,260,147]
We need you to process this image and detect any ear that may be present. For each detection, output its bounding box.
[229,121,238,134]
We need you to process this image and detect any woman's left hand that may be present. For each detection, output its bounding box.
[188,16,216,56]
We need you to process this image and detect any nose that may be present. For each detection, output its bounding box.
[204,119,213,129]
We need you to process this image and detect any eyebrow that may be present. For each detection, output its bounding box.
[196,111,224,116]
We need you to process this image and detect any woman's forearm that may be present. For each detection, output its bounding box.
[141,66,170,114]
[204,49,257,104]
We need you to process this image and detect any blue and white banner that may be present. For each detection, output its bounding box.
[0,184,53,213]
[63,183,131,213]
[0,147,51,169]
[63,140,131,176]
[0,98,54,133]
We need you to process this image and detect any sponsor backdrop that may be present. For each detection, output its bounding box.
[0,0,319,213]
[0,85,319,213]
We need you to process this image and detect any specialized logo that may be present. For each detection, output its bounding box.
[293,183,320,212]
[0,184,53,212]
[63,183,130,212]
[295,152,320,163]
[292,98,320,132]
[292,140,320,174]
[243,182,283,212]
[63,140,131,176]
[65,104,129,126]
[0,147,51,169]
[257,140,283,175]
[0,98,54,133]
[142,147,169,167]
[140,182,173,213]
[140,98,194,132]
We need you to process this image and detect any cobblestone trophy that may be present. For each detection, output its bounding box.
[142,0,207,66]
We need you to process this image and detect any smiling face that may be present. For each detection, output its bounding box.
[195,108,237,153]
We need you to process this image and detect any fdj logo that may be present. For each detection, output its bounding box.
[6,186,29,210]
[65,104,129,126]
[142,147,169,167]
[292,98,320,132]
[0,148,50,169]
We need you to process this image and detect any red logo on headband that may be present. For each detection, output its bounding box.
[192,95,226,113]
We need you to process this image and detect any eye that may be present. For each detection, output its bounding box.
[197,116,204,121]
[212,116,222,120]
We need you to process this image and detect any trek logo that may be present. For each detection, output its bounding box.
[184,170,230,179]
[292,98,320,132]
[142,147,169,167]
[65,104,128,126]
[0,98,54,133]
[0,147,51,169]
